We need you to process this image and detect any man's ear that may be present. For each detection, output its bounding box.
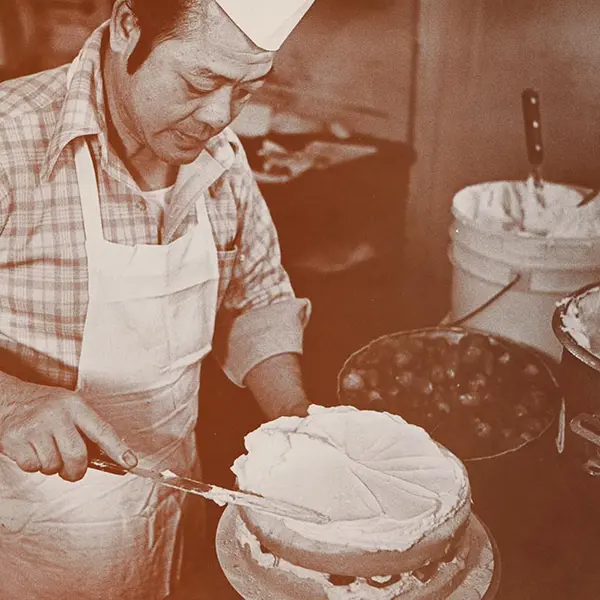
[108,0,141,60]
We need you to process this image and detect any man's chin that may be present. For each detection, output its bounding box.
[174,151,204,165]
[159,145,205,166]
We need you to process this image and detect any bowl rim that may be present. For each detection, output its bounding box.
[336,325,563,462]
[552,281,600,373]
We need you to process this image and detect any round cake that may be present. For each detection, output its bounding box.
[230,405,473,600]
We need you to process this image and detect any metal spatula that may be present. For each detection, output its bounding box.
[88,450,329,524]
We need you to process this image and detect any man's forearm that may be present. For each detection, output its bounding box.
[243,353,310,420]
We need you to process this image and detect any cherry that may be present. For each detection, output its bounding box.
[413,377,434,396]
[514,404,528,418]
[468,372,488,393]
[475,421,493,438]
[497,352,513,367]
[395,371,414,388]
[459,393,481,408]
[341,371,365,391]
[435,400,452,415]
[386,386,400,399]
[523,363,540,377]
[461,345,484,365]
[393,349,414,370]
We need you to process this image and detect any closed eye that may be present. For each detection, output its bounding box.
[185,80,216,96]
[234,84,261,101]
[236,77,269,99]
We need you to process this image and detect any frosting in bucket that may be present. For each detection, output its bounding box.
[453,178,600,238]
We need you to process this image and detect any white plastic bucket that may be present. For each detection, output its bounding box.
[449,181,600,359]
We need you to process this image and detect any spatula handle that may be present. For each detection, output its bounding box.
[521,88,544,167]
[86,441,129,476]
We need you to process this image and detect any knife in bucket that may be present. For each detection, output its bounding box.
[87,445,329,524]
[521,88,546,208]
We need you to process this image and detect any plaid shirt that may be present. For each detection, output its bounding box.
[0,23,309,390]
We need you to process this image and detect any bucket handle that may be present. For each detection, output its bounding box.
[570,413,600,449]
[448,274,522,326]
[570,414,600,477]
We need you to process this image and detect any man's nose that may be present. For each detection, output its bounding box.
[194,87,233,130]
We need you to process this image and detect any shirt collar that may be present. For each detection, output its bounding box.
[42,22,109,182]
[203,128,238,172]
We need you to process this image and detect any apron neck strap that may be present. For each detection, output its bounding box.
[68,55,104,244]
[74,138,104,243]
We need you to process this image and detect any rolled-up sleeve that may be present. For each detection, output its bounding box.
[212,145,311,386]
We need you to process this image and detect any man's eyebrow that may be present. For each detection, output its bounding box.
[189,68,226,81]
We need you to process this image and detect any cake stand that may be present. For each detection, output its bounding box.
[216,506,501,600]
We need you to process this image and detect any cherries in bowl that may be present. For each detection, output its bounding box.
[337,327,562,461]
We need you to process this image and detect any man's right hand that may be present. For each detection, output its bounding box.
[0,383,138,482]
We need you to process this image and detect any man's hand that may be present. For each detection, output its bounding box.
[0,381,137,482]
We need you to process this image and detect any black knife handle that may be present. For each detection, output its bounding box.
[521,88,544,167]
[86,441,129,476]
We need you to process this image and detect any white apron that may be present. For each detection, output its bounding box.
[0,107,220,598]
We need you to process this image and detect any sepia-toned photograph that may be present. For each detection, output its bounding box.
[0,1,598,599]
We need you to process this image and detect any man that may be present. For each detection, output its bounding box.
[0,0,315,598]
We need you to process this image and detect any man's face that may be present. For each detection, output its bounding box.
[119,12,274,165]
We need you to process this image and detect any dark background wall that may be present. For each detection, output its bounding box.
[406,0,600,288]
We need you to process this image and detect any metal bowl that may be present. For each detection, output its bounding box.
[337,326,563,463]
[552,282,600,477]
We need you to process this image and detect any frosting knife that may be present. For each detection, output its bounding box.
[88,450,329,524]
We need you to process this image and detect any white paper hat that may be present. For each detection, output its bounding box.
[214,0,316,51]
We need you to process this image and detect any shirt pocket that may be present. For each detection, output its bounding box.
[216,247,238,309]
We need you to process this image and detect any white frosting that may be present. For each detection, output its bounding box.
[158,468,228,506]
[453,179,600,238]
[160,469,178,478]
[561,308,592,350]
[232,406,469,552]
[235,515,421,600]
[560,287,600,357]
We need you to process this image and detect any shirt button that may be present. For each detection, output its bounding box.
[239,254,246,263]
[136,199,146,210]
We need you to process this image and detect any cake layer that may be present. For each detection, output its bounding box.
[240,493,471,578]
[234,512,471,600]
